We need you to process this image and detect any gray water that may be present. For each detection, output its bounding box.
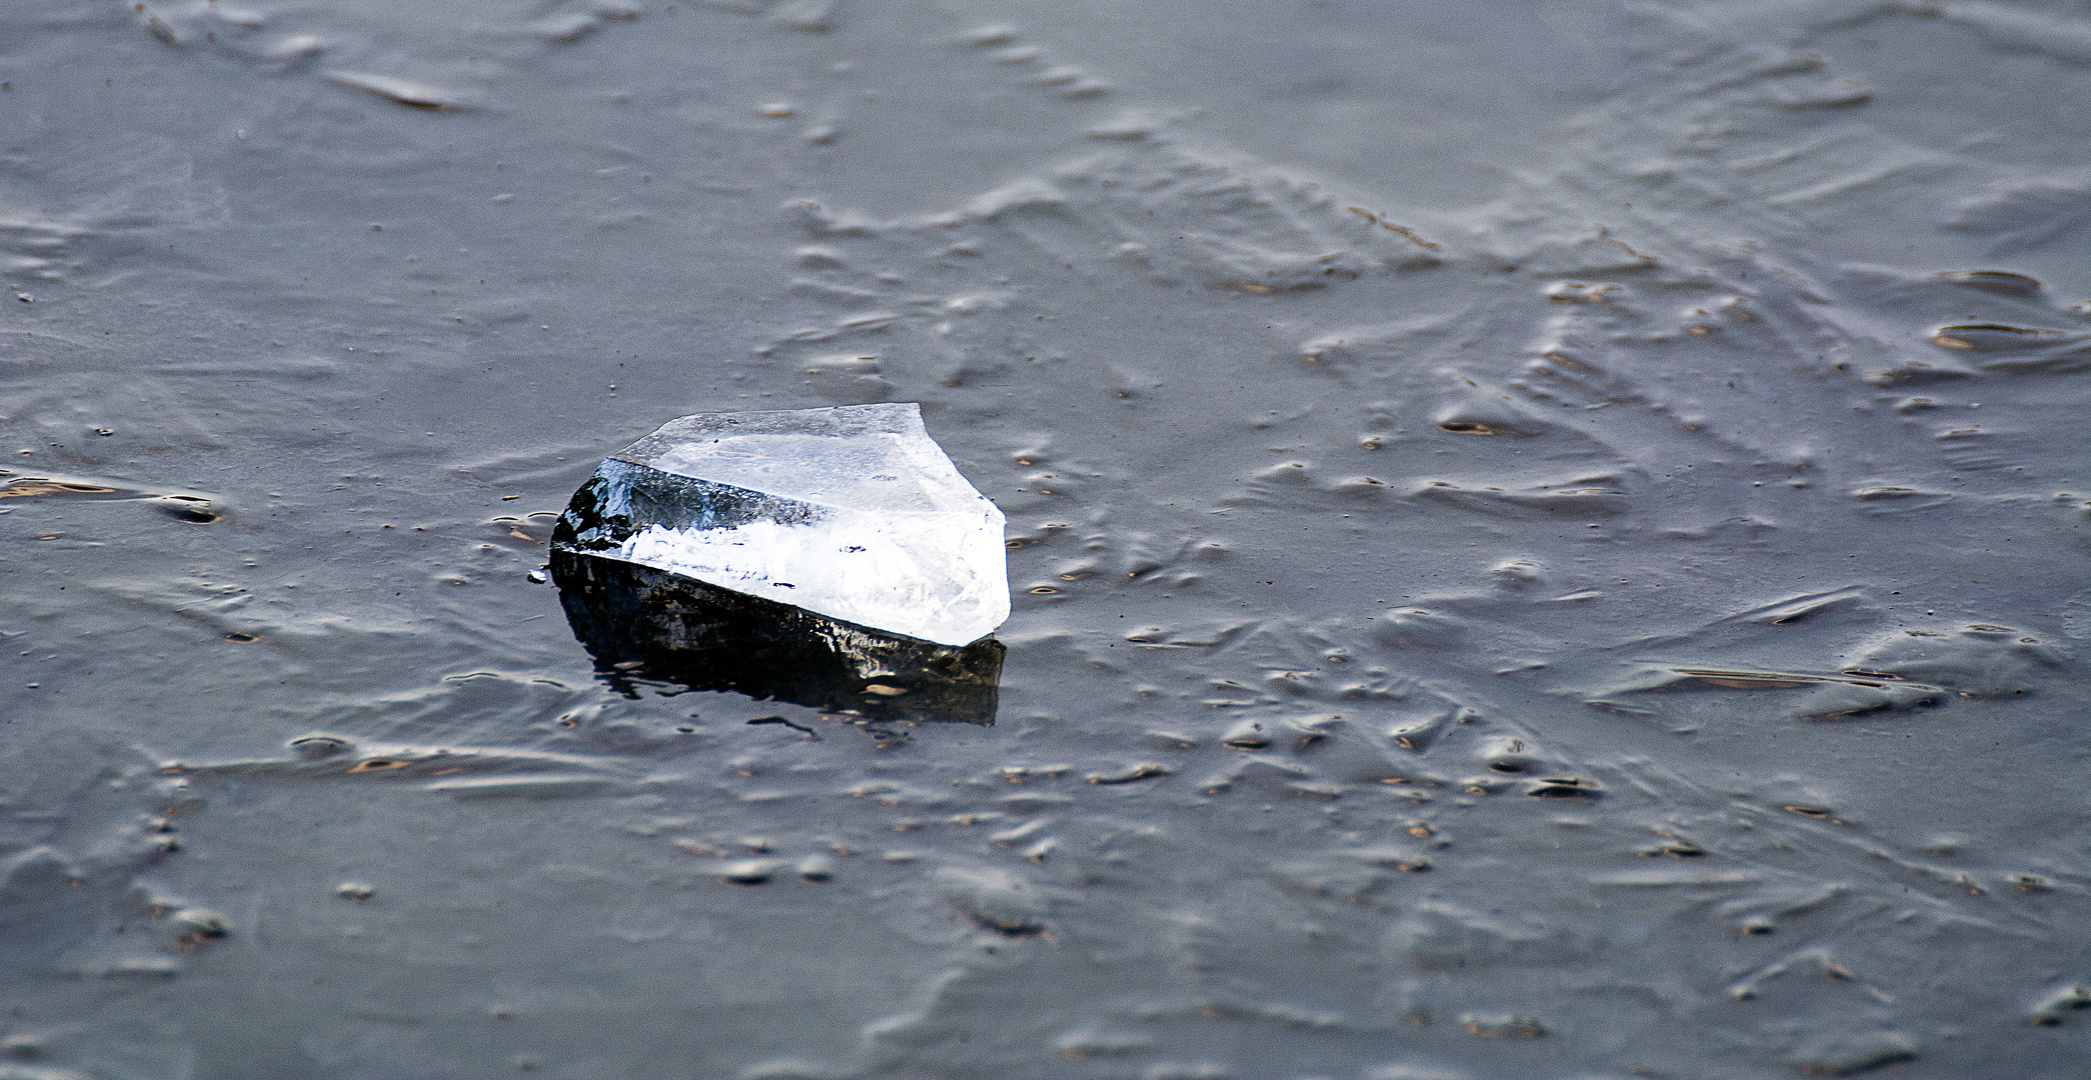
[3,1,2089,1077]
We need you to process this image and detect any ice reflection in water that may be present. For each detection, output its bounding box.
[551,548,1004,724]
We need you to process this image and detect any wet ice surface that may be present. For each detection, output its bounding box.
[1,0,2088,1076]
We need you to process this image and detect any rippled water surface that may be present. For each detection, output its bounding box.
[3,1,2089,1076]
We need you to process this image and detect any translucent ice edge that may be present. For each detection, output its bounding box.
[616,512,1010,647]
[647,429,983,516]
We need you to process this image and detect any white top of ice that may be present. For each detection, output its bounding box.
[607,404,1010,646]
[616,403,983,511]
[650,431,973,515]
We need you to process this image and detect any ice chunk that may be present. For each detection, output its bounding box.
[553,403,1009,647]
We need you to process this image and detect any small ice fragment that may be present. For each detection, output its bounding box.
[555,403,1008,647]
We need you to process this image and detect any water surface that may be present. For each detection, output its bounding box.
[3,1,2089,1076]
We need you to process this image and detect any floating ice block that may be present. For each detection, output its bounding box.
[552,403,1009,647]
